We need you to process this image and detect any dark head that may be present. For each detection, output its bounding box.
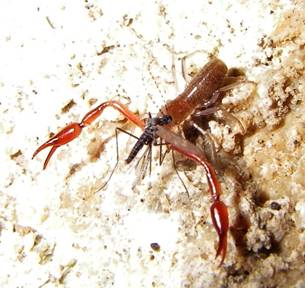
[158,115,172,126]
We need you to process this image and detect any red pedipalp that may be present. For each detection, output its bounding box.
[33,101,144,168]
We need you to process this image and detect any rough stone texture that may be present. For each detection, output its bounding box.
[1,0,305,287]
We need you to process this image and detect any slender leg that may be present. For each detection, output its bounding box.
[159,138,163,166]
[153,139,170,166]
[171,151,190,197]
[181,50,210,84]
[116,127,140,141]
[190,123,220,170]
[154,137,190,197]
[149,143,152,177]
[97,127,140,191]
[217,108,246,135]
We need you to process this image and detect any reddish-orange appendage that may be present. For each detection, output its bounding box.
[199,158,229,265]
[155,126,229,265]
[32,123,82,169]
[193,157,229,265]
[195,158,229,265]
[210,200,229,265]
[33,101,144,169]
[81,100,145,129]
[181,152,229,265]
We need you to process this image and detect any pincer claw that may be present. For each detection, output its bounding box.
[210,200,229,266]
[32,122,82,169]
